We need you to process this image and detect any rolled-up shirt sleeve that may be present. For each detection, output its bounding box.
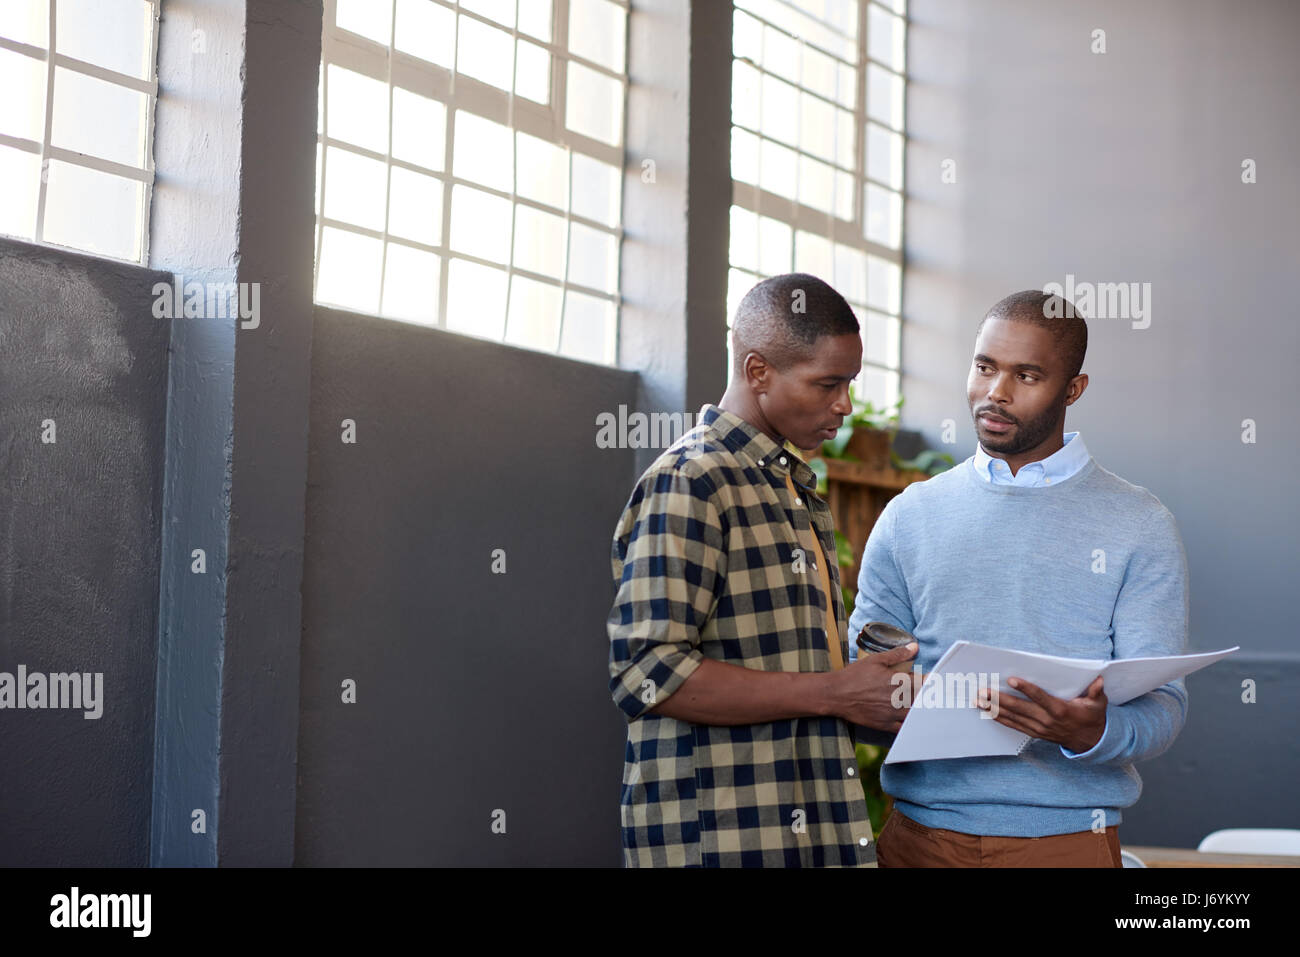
[607,465,728,721]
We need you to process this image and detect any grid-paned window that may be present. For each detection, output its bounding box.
[0,0,160,263]
[729,0,906,409]
[315,0,628,366]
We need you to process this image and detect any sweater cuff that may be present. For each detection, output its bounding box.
[1059,704,1122,762]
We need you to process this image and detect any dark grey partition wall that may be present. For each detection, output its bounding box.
[295,310,640,865]
[0,239,171,866]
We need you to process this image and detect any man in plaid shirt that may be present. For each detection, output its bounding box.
[607,273,918,867]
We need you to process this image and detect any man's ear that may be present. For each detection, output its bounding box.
[1064,372,1089,406]
[744,352,771,393]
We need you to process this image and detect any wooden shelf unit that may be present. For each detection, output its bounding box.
[807,454,931,594]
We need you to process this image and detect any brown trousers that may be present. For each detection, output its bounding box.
[876,809,1122,868]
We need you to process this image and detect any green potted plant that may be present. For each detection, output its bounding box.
[816,395,903,470]
[856,741,893,837]
[890,448,956,477]
[803,395,957,493]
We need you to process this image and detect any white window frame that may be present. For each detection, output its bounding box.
[729,0,907,405]
[0,0,161,264]
[315,0,628,363]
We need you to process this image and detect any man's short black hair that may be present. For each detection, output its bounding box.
[731,272,859,377]
[977,289,1088,380]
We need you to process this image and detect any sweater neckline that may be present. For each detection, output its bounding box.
[963,454,1098,494]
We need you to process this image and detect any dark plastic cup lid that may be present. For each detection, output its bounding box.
[856,620,916,653]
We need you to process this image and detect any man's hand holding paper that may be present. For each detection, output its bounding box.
[976,676,1108,754]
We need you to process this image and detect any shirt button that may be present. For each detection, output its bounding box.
[859,836,870,847]
[795,497,802,505]
[779,456,787,465]
[1045,478,1051,484]
[847,765,856,777]
[757,459,765,466]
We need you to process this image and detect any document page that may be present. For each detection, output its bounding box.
[882,642,1238,764]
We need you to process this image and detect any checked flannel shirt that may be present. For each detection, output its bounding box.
[606,402,875,867]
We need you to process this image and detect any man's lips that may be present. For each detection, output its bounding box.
[977,411,1015,432]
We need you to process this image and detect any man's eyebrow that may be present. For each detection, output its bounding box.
[973,354,1047,374]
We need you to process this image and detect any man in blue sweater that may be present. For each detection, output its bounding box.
[848,289,1189,867]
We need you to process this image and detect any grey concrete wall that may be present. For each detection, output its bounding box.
[0,238,171,865]
[295,309,640,865]
[903,0,1300,844]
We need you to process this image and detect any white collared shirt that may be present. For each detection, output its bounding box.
[972,431,1089,487]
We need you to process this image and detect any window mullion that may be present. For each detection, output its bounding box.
[436,0,459,330]
[553,0,572,352]
[139,0,160,263]
[502,0,520,342]
[33,0,57,244]
[855,0,869,236]
[376,0,398,318]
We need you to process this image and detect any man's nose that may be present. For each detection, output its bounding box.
[831,385,853,415]
[986,372,1011,404]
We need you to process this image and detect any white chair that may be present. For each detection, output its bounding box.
[1197,829,1300,855]
[1120,849,1146,867]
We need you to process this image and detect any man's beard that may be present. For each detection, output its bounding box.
[973,396,1065,455]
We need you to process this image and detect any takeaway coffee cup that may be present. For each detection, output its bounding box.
[855,621,920,675]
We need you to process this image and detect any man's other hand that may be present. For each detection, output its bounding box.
[827,642,921,731]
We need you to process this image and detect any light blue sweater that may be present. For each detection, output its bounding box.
[848,454,1190,837]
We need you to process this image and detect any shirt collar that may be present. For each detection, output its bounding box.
[973,430,1089,483]
[699,403,820,489]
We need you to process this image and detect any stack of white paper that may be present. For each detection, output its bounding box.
[883,642,1238,764]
